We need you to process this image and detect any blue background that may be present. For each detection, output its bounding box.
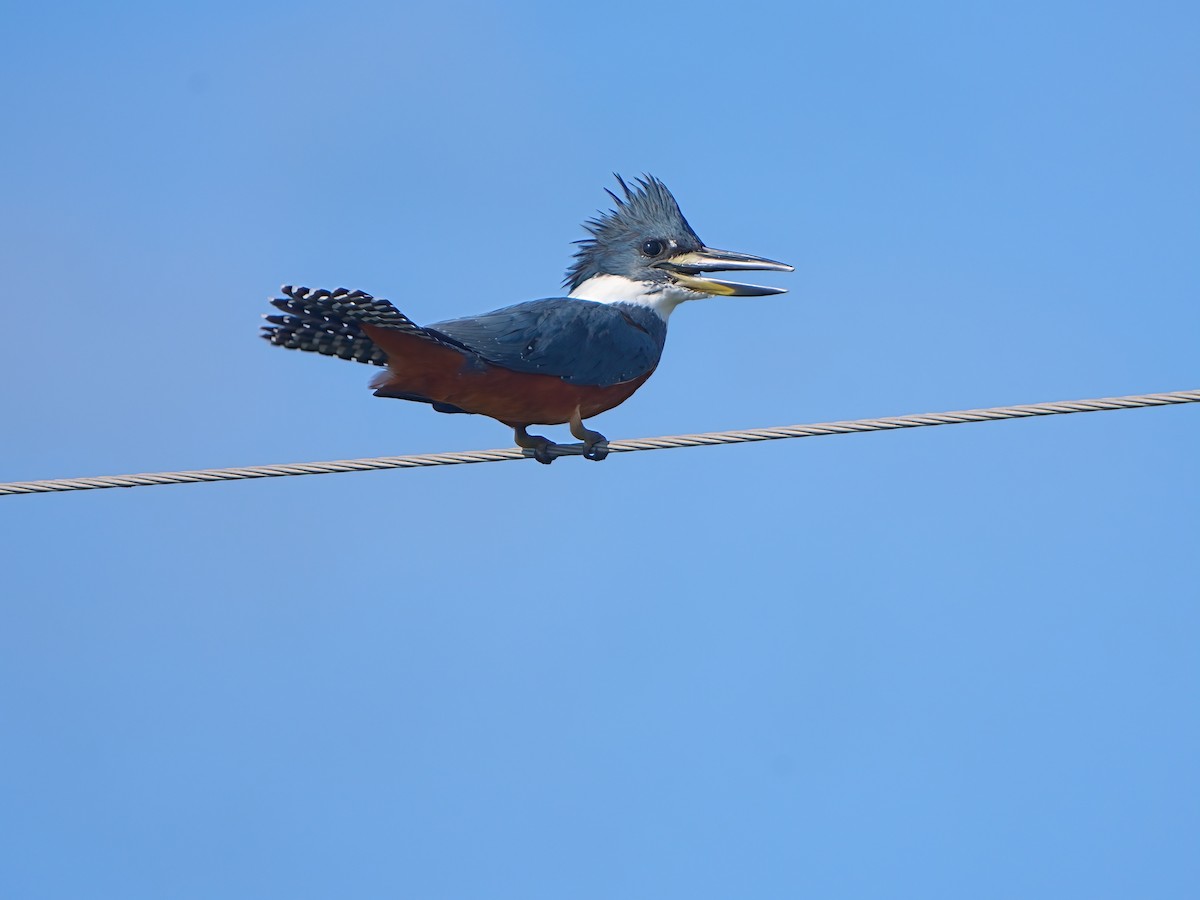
[2,2,1198,897]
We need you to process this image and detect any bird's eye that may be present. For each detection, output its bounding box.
[641,239,664,257]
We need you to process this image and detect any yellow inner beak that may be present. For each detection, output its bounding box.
[668,272,740,296]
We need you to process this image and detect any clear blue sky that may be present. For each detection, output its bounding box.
[2,2,1198,897]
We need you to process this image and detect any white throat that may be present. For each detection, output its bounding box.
[567,274,698,321]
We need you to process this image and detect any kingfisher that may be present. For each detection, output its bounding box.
[261,175,793,463]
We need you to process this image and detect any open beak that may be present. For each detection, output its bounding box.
[655,247,794,296]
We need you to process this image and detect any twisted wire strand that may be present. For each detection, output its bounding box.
[2,389,1196,497]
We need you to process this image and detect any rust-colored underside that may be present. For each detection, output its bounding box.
[363,325,653,427]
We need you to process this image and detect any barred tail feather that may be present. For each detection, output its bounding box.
[261,285,476,415]
[260,285,436,367]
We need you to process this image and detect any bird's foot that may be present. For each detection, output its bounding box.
[570,414,609,462]
[581,437,609,462]
[514,426,558,465]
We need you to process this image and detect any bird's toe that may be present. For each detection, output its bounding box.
[582,439,609,462]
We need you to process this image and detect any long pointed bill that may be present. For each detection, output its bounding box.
[657,247,794,296]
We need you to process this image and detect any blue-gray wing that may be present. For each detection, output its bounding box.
[428,298,668,386]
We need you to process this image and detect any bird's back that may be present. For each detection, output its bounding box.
[429,297,667,387]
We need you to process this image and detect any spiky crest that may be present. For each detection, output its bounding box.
[563,174,702,290]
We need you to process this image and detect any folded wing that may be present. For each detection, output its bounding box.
[429,298,668,387]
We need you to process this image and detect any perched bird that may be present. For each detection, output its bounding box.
[261,175,792,463]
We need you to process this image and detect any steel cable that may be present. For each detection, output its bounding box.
[2,389,1196,496]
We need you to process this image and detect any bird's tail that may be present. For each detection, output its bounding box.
[260,285,432,366]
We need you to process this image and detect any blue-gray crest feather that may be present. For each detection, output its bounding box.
[564,174,703,290]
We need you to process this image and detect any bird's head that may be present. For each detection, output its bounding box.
[564,175,793,308]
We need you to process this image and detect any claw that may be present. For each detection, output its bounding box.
[582,439,609,462]
[514,425,557,465]
[570,411,609,463]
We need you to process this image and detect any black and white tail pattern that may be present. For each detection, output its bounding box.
[260,285,440,366]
